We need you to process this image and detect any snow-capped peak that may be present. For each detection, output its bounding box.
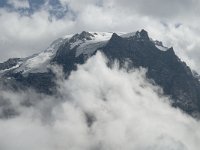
[0,30,169,75]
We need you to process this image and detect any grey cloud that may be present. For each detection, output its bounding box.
[111,0,199,18]
[63,0,200,19]
[0,8,76,61]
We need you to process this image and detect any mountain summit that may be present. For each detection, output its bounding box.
[0,30,200,116]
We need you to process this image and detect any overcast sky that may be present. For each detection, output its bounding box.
[0,0,200,72]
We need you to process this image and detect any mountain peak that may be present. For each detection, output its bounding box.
[1,29,200,116]
[110,32,122,41]
[135,29,149,40]
[69,31,95,43]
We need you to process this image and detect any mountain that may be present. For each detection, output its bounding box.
[0,29,200,116]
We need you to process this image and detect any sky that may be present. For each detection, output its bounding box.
[0,0,200,72]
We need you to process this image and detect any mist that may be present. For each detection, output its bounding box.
[0,52,200,150]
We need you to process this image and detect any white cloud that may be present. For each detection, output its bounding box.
[0,8,75,61]
[0,53,200,150]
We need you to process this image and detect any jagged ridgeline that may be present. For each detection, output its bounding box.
[1,30,200,116]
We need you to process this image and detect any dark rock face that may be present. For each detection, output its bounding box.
[0,58,21,70]
[52,31,97,73]
[13,72,56,94]
[0,72,55,94]
[1,30,200,116]
[52,30,200,114]
[52,37,87,73]
[102,31,200,114]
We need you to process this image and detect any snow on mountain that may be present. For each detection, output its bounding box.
[154,40,168,51]
[0,31,169,75]
[120,32,136,38]
[0,63,21,75]
[73,32,114,57]
[14,38,66,74]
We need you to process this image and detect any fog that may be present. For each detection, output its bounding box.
[0,52,200,150]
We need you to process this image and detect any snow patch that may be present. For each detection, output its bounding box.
[70,40,83,50]
[15,38,65,74]
[155,45,168,51]
[73,32,114,57]
[153,40,169,51]
[75,41,107,57]
[0,63,22,74]
[120,32,136,38]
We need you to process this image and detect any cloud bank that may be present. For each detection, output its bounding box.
[0,52,200,150]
